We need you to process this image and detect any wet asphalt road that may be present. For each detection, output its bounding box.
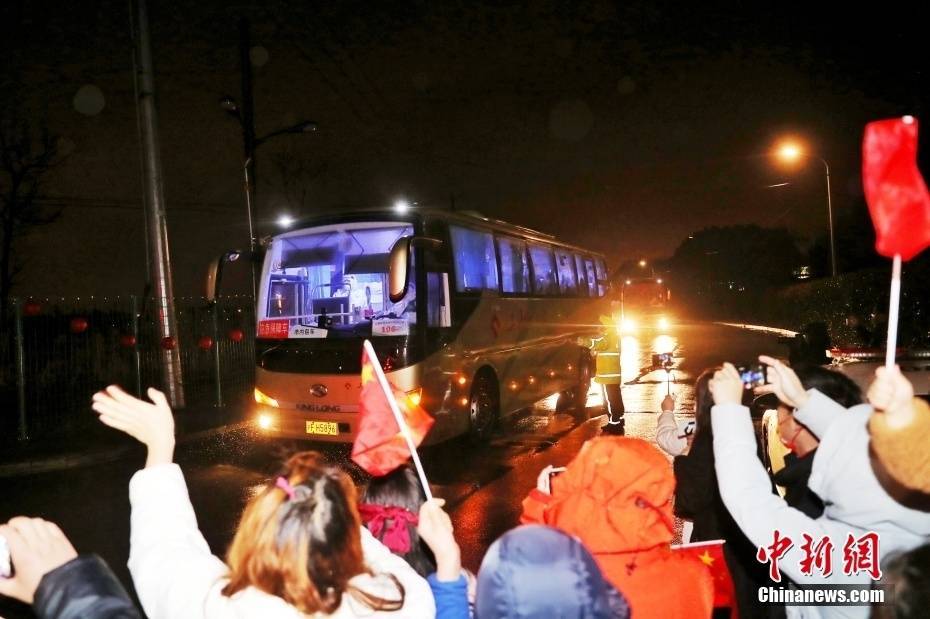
[0,322,784,618]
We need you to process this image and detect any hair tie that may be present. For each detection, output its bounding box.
[358,503,419,554]
[276,476,297,500]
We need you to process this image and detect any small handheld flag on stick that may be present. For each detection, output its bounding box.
[352,339,434,499]
[862,116,930,368]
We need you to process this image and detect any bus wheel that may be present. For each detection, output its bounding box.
[468,371,499,443]
[571,353,593,413]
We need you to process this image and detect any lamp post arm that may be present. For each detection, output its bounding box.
[820,157,838,278]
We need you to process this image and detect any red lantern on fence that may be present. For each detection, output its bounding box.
[70,317,89,334]
[119,334,137,348]
[161,336,177,350]
[228,328,245,342]
[23,300,42,316]
[198,335,214,350]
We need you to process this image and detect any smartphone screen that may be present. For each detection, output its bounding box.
[738,364,767,388]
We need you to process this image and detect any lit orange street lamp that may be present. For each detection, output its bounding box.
[773,139,837,277]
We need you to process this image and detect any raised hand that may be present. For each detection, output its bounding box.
[91,386,175,467]
[755,355,809,409]
[416,499,461,582]
[709,363,744,406]
[661,394,675,413]
[868,365,915,430]
[0,518,77,604]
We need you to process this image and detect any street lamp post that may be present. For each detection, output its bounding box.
[221,96,317,254]
[821,157,837,278]
[221,95,317,296]
[775,142,837,278]
[222,18,317,298]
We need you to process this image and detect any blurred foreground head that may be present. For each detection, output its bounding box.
[476,525,629,619]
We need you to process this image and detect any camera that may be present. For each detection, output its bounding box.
[737,364,767,389]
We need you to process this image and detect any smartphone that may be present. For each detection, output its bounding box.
[0,536,10,579]
[652,352,674,370]
[548,466,567,489]
[738,364,767,389]
[677,421,696,439]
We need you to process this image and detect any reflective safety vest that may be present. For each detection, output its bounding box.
[593,314,621,385]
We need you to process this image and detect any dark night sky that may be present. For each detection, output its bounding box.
[2,1,926,297]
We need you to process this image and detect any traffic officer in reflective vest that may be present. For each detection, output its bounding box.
[594,314,625,434]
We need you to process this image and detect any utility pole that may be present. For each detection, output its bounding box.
[239,18,257,250]
[131,0,185,407]
[238,17,258,297]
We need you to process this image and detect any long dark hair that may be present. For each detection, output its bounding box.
[360,464,436,578]
[692,367,719,444]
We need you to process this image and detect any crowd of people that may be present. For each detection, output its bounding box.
[0,355,928,618]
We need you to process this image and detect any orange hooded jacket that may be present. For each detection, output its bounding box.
[521,436,714,619]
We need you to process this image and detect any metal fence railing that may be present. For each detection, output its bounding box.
[0,296,256,442]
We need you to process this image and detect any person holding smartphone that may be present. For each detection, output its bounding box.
[671,369,776,619]
[655,393,692,457]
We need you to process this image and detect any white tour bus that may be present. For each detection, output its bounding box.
[249,208,611,443]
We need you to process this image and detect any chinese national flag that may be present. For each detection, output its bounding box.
[351,344,434,476]
[672,540,737,618]
[863,117,930,261]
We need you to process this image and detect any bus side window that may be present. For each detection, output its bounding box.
[594,258,608,297]
[528,243,558,295]
[584,259,597,297]
[573,254,589,296]
[427,272,451,327]
[450,226,499,293]
[497,236,530,294]
[555,249,578,295]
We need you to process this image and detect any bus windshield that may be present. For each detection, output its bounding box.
[259,222,416,338]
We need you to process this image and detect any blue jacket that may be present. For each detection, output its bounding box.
[428,573,470,619]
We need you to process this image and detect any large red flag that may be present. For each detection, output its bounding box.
[863,116,930,261]
[672,540,737,617]
[352,344,434,476]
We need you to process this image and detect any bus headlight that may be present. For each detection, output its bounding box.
[257,414,274,430]
[619,318,637,333]
[254,387,279,408]
[657,316,670,330]
[406,388,423,407]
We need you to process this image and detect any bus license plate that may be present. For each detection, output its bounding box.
[305,421,338,436]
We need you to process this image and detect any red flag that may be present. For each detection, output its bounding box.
[672,540,737,617]
[351,344,434,476]
[863,116,930,261]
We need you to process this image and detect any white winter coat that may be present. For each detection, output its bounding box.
[127,464,435,619]
[711,390,930,619]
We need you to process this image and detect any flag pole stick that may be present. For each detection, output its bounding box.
[363,340,433,500]
[885,254,902,369]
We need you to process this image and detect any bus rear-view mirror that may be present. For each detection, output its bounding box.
[388,236,443,303]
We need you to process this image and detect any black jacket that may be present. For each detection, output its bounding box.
[674,433,785,619]
[772,450,824,519]
[33,555,142,619]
